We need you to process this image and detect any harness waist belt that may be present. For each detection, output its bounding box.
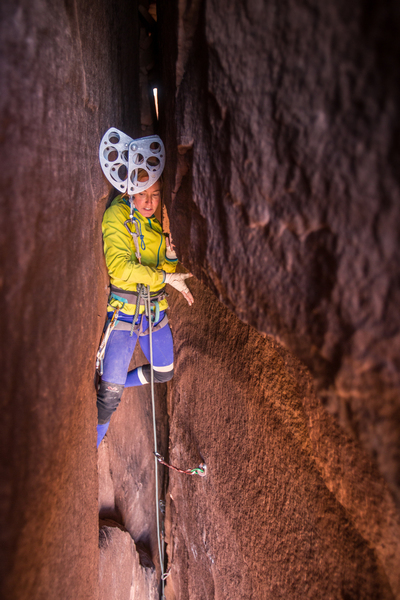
[110,284,167,305]
[110,313,169,336]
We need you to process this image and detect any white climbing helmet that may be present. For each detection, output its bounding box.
[99,127,165,194]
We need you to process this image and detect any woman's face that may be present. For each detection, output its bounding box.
[133,181,161,218]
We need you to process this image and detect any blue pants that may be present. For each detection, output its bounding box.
[97,311,174,437]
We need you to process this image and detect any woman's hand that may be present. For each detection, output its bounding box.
[165,272,194,306]
[165,235,177,260]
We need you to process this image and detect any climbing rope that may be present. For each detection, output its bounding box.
[146,285,165,598]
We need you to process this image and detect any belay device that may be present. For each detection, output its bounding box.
[99,127,165,193]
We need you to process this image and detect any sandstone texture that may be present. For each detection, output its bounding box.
[99,521,158,600]
[159,0,400,507]
[3,0,400,599]
[163,277,400,600]
[0,0,141,598]
[155,1,400,598]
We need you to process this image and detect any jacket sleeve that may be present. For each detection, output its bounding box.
[162,255,178,274]
[102,205,165,287]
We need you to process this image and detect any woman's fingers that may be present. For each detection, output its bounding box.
[166,235,176,252]
[183,290,194,306]
[181,274,193,304]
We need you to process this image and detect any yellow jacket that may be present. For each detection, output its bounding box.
[102,195,177,315]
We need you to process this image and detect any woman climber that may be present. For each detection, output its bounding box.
[96,129,193,447]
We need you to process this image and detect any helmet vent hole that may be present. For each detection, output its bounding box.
[132,153,144,165]
[150,141,161,154]
[130,168,149,186]
[110,164,128,182]
[103,147,118,162]
[109,132,120,144]
[146,156,160,171]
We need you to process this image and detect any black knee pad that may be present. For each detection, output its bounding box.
[97,380,125,424]
[154,367,174,383]
[141,365,174,384]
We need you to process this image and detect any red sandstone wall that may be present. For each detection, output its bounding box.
[156,1,400,598]
[159,0,400,505]
[0,1,140,598]
[2,1,400,598]
[164,279,400,600]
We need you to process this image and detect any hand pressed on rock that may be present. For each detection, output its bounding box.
[165,272,194,306]
[165,235,177,260]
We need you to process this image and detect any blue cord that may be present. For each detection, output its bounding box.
[132,215,146,250]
